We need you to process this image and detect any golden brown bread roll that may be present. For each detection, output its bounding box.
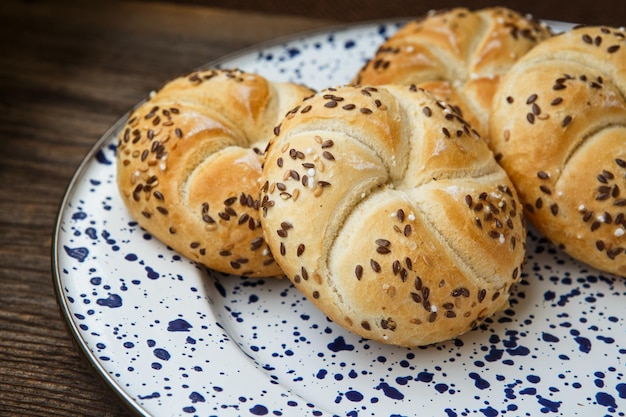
[353,7,552,140]
[490,26,626,277]
[260,84,526,346]
[116,68,314,277]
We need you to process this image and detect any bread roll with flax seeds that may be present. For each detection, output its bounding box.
[353,7,552,141]
[490,26,626,277]
[260,85,526,346]
[116,68,314,277]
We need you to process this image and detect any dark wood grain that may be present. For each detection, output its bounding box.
[152,0,626,27]
[1,0,624,415]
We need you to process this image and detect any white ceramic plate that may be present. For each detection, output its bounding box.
[53,19,626,417]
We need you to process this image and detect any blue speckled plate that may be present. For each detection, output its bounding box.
[53,20,626,417]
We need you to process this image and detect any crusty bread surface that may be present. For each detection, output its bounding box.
[490,26,626,277]
[116,68,314,277]
[260,84,527,346]
[354,7,552,141]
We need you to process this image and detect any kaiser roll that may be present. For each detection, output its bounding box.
[116,68,314,277]
[260,84,526,346]
[490,26,626,277]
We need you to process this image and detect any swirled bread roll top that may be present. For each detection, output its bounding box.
[261,85,526,346]
[354,7,552,140]
[490,26,626,277]
[117,68,314,277]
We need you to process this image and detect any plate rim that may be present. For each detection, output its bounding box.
[51,17,575,417]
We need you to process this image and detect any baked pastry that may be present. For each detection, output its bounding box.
[116,68,314,277]
[260,84,526,346]
[353,7,552,141]
[490,26,626,277]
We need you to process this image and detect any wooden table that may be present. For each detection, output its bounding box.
[0,1,622,415]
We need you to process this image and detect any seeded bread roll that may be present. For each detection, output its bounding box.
[260,85,526,346]
[116,68,314,277]
[490,26,626,277]
[353,7,552,140]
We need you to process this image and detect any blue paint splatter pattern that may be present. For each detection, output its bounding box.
[54,20,626,417]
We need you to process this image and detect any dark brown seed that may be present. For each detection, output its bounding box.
[582,34,593,44]
[414,276,423,291]
[360,108,372,114]
[607,45,621,53]
[397,209,405,222]
[540,185,552,195]
[550,203,559,216]
[324,101,337,108]
[355,264,363,280]
[526,113,535,124]
[526,94,538,104]
[488,230,501,239]
[478,289,487,302]
[376,239,390,247]
[322,151,335,160]
[452,287,470,297]
[342,104,356,110]
[537,171,550,179]
[361,321,371,330]
[392,260,401,275]
[562,115,572,127]
[423,106,432,117]
[532,103,541,115]
[410,292,422,303]
[297,244,305,257]
[370,259,381,273]
[550,97,563,105]
[376,246,391,254]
